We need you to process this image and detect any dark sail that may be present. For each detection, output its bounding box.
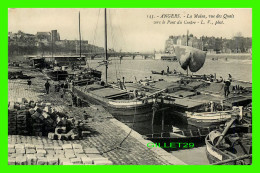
[174,45,207,72]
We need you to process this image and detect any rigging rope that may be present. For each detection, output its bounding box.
[93,9,101,50]
[116,17,124,79]
[108,10,123,81]
[107,10,118,81]
[82,34,90,69]
[100,99,138,154]
[100,10,138,151]
[88,9,101,69]
[114,57,118,80]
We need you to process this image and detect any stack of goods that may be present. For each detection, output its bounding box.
[8,97,91,139]
[8,71,32,79]
[16,110,30,135]
[8,143,113,165]
[8,98,57,136]
[8,98,33,135]
[48,116,91,140]
[8,62,20,67]
[31,107,44,136]
[8,109,17,135]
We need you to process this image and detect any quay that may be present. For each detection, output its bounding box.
[8,66,186,165]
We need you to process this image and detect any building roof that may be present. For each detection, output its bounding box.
[36,32,50,36]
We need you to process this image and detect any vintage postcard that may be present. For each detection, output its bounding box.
[8,8,252,165]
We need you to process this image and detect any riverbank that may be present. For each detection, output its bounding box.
[8,65,186,165]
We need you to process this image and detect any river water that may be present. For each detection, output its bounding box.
[86,54,252,164]
[86,54,252,133]
[88,54,252,83]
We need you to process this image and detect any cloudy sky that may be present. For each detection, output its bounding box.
[8,8,252,52]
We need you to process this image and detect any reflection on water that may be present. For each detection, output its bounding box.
[126,112,208,153]
[126,112,202,136]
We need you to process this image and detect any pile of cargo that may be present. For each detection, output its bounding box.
[8,143,113,165]
[8,98,55,136]
[8,98,90,139]
[8,71,32,79]
[47,118,90,140]
[8,109,17,135]
[8,62,20,67]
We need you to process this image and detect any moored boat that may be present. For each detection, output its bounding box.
[71,9,156,123]
[144,78,251,127]
[205,118,252,165]
[185,110,234,127]
[43,68,68,81]
[73,84,154,123]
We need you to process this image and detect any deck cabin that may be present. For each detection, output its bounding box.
[44,55,87,66]
[27,55,86,68]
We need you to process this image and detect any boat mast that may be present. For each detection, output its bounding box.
[79,11,82,67]
[104,8,108,85]
[186,30,189,46]
[51,30,54,67]
[186,30,189,76]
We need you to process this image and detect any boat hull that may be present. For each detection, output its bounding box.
[44,70,68,81]
[187,117,230,127]
[90,70,102,79]
[205,131,252,165]
[205,138,233,164]
[73,86,153,123]
[167,108,231,127]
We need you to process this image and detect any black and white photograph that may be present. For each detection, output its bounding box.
[8,8,252,165]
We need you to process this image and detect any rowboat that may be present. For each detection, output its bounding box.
[205,118,252,165]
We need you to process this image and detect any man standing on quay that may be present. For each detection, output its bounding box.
[45,80,50,94]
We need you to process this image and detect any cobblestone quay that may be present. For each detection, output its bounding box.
[8,66,186,165]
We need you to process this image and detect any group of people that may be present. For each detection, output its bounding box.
[204,101,225,112]
[201,73,233,97]
[117,77,126,90]
[167,66,178,74]
[45,80,70,95]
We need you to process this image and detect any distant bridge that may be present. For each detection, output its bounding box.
[82,52,155,60]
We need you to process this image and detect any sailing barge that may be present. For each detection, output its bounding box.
[72,9,156,123]
[73,85,154,123]
[74,10,251,126]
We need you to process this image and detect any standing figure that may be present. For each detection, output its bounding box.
[27,78,32,89]
[210,101,214,112]
[220,100,224,111]
[167,66,170,74]
[56,81,61,92]
[122,77,126,89]
[228,74,232,82]
[224,80,231,97]
[161,70,165,75]
[45,80,50,94]
[219,76,223,82]
[202,74,207,80]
